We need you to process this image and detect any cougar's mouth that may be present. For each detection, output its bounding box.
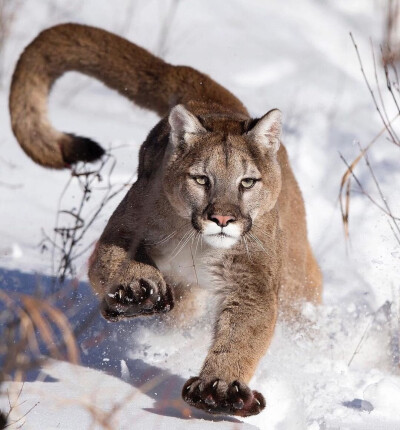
[202,224,241,249]
[208,232,233,238]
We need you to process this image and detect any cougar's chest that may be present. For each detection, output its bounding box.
[149,237,213,290]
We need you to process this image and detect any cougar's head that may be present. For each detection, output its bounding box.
[163,104,282,249]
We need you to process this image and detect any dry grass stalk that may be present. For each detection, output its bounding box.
[1,150,134,427]
[383,0,400,66]
[41,150,134,283]
[57,371,173,430]
[0,289,79,385]
[339,35,400,244]
[348,302,392,367]
[1,383,39,429]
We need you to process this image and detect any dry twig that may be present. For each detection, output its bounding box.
[41,150,134,283]
[339,35,400,243]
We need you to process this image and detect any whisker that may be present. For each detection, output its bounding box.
[143,221,190,247]
[189,246,200,287]
[170,230,196,260]
[194,231,201,258]
[179,231,197,258]
[243,234,251,261]
[144,230,177,246]
[245,232,257,247]
[251,225,273,239]
[169,228,192,258]
[245,232,260,251]
[248,232,269,255]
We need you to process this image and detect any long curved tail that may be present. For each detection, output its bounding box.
[10,23,247,168]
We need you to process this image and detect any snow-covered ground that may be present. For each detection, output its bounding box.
[1,0,400,429]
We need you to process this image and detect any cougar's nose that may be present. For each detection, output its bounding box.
[209,215,236,227]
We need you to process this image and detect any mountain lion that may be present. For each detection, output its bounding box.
[10,24,322,417]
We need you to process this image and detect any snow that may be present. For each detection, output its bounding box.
[1,0,400,429]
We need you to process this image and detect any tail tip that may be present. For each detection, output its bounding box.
[61,133,105,165]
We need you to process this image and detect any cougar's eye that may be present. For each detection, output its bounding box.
[241,178,257,189]
[194,176,209,186]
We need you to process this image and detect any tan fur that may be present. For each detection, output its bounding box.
[10,24,322,417]
[10,24,245,168]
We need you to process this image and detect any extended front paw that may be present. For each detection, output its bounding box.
[182,377,265,417]
[101,274,174,321]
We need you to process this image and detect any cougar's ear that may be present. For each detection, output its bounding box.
[247,109,282,152]
[168,104,206,147]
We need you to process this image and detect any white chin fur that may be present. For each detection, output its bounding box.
[202,222,241,249]
[203,234,240,249]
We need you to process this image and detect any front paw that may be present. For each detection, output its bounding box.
[101,274,174,321]
[182,377,265,417]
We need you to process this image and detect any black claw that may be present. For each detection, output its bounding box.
[102,277,174,321]
[139,279,153,298]
[205,395,216,406]
[233,399,244,409]
[182,377,265,417]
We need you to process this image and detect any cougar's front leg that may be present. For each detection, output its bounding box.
[182,257,279,417]
[89,183,173,321]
